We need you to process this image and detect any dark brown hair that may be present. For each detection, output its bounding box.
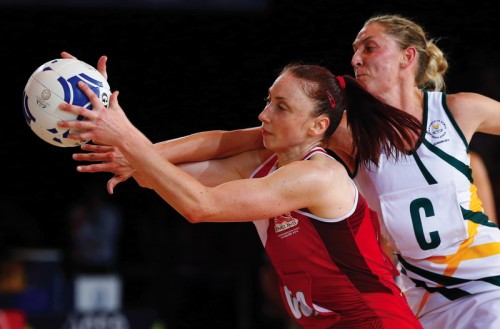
[282,63,420,167]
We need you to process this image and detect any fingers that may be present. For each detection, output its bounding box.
[61,51,76,59]
[58,81,106,123]
[78,81,106,108]
[109,90,119,107]
[73,150,115,162]
[107,180,115,194]
[73,153,112,162]
[63,82,101,111]
[81,143,115,153]
[97,56,108,80]
[58,116,94,129]
[68,131,94,142]
[60,52,108,80]
[57,116,94,142]
[107,176,125,194]
[76,162,118,173]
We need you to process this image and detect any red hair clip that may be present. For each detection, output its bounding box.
[336,75,346,89]
[326,91,336,109]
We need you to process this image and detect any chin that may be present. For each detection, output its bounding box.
[356,76,369,88]
[262,140,277,152]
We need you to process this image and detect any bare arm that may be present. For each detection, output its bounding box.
[58,83,353,223]
[74,127,266,193]
[176,147,267,187]
[470,151,497,224]
[62,51,267,191]
[448,92,500,142]
[155,127,264,163]
[125,146,339,223]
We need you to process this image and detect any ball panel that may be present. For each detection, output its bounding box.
[29,116,86,147]
[26,73,77,120]
[22,91,35,125]
[23,78,87,147]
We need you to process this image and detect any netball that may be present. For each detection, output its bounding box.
[22,58,110,147]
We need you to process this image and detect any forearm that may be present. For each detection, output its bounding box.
[154,127,263,164]
[118,129,211,221]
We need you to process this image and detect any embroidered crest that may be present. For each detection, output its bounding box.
[274,212,299,233]
[427,119,447,139]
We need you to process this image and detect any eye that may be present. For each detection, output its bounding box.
[364,46,375,53]
[263,96,288,111]
[362,41,379,53]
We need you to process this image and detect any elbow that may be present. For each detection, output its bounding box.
[182,206,213,224]
[184,213,204,224]
[173,192,221,224]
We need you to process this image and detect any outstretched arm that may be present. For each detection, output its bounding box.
[73,127,264,193]
[57,82,336,222]
[60,52,265,191]
[155,127,264,163]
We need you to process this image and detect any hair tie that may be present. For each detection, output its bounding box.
[326,91,336,109]
[336,75,346,89]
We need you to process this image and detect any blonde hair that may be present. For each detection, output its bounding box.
[365,14,448,91]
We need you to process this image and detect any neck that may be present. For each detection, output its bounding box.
[377,86,424,122]
[275,143,323,168]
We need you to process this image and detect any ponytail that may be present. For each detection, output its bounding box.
[342,75,421,167]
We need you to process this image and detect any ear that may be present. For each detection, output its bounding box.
[400,46,417,68]
[310,115,330,137]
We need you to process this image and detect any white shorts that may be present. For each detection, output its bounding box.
[412,288,500,329]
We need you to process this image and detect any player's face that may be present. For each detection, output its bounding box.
[258,73,316,152]
[351,22,404,98]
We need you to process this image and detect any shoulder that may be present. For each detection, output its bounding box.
[296,153,351,188]
[446,92,494,109]
[296,154,357,219]
[444,92,500,138]
[276,152,346,181]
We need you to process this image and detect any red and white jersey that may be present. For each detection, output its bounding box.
[250,147,422,329]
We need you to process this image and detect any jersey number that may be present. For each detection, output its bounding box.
[410,197,441,250]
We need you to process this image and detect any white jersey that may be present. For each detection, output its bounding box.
[355,90,500,328]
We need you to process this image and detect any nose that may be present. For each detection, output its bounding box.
[258,105,270,123]
[351,50,362,68]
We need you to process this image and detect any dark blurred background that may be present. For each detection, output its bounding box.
[1,0,500,328]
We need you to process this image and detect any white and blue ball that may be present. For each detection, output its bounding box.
[22,58,111,147]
